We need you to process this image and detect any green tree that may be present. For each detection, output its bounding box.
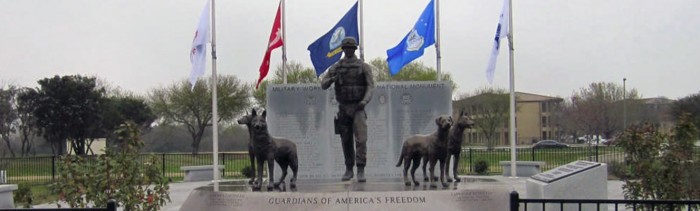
[101,95,156,150]
[454,87,511,150]
[149,75,250,154]
[367,58,457,91]
[672,92,700,135]
[568,82,641,139]
[0,85,18,157]
[253,61,319,107]
[16,87,39,156]
[31,75,106,155]
[51,121,170,210]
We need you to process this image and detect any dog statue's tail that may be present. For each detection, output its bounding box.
[395,147,405,167]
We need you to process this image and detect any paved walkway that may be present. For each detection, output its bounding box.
[35,176,625,211]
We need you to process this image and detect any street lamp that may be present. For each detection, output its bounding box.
[623,78,627,129]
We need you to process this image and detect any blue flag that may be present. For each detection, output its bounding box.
[386,0,435,75]
[307,2,359,76]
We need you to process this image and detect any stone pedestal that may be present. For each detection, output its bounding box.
[0,184,17,208]
[180,177,511,211]
[526,160,607,211]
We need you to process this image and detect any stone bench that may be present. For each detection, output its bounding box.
[180,165,224,182]
[0,184,17,208]
[500,161,545,177]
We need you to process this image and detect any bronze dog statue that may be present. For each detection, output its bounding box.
[236,111,258,185]
[250,109,298,191]
[445,110,475,182]
[396,115,453,187]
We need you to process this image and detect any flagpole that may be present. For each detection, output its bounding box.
[210,0,221,191]
[434,0,442,81]
[359,0,365,61]
[507,0,517,178]
[281,0,288,84]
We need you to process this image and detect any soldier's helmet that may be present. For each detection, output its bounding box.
[341,37,358,49]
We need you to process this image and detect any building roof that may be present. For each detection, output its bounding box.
[453,91,562,104]
[640,97,674,105]
[515,92,563,102]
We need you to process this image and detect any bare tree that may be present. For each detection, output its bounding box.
[567,82,641,140]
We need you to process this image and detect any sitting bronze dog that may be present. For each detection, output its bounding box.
[396,115,453,187]
[250,109,298,191]
[236,110,258,185]
[445,110,475,182]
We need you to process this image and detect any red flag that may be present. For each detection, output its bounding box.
[256,3,284,89]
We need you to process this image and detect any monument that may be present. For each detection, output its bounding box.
[180,81,515,210]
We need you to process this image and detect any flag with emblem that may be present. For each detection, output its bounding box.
[485,0,510,84]
[307,2,359,76]
[257,3,284,89]
[386,0,435,75]
[189,0,210,90]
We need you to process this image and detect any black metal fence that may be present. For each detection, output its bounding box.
[0,146,696,184]
[510,191,700,211]
[0,200,116,211]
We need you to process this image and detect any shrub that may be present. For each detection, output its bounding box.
[241,165,254,178]
[51,122,170,210]
[618,114,698,203]
[13,183,33,208]
[474,160,489,175]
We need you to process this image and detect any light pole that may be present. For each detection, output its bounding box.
[623,78,627,130]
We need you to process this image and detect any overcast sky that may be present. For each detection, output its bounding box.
[1,0,698,99]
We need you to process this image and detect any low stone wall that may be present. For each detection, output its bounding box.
[180,165,224,182]
[499,161,545,177]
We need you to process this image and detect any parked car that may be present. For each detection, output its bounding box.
[533,140,569,149]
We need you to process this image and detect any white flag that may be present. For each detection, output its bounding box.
[486,0,510,84]
[189,0,211,90]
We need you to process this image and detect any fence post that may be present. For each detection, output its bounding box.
[162,154,166,178]
[595,144,599,162]
[531,147,535,161]
[221,153,226,177]
[509,191,519,211]
[468,148,473,173]
[107,199,117,211]
[51,156,56,181]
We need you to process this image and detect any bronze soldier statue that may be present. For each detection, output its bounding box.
[321,37,374,183]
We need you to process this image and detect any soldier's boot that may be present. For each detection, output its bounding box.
[357,167,366,183]
[342,167,354,181]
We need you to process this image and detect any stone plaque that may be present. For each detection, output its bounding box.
[530,160,601,183]
[526,161,608,211]
[266,81,452,179]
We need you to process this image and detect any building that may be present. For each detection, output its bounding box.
[635,97,675,132]
[453,92,563,146]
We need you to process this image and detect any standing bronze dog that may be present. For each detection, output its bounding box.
[396,115,453,187]
[236,111,257,185]
[250,109,298,191]
[445,110,475,182]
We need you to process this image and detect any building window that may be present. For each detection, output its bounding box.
[542,102,548,112]
[541,116,548,128]
[542,131,547,140]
